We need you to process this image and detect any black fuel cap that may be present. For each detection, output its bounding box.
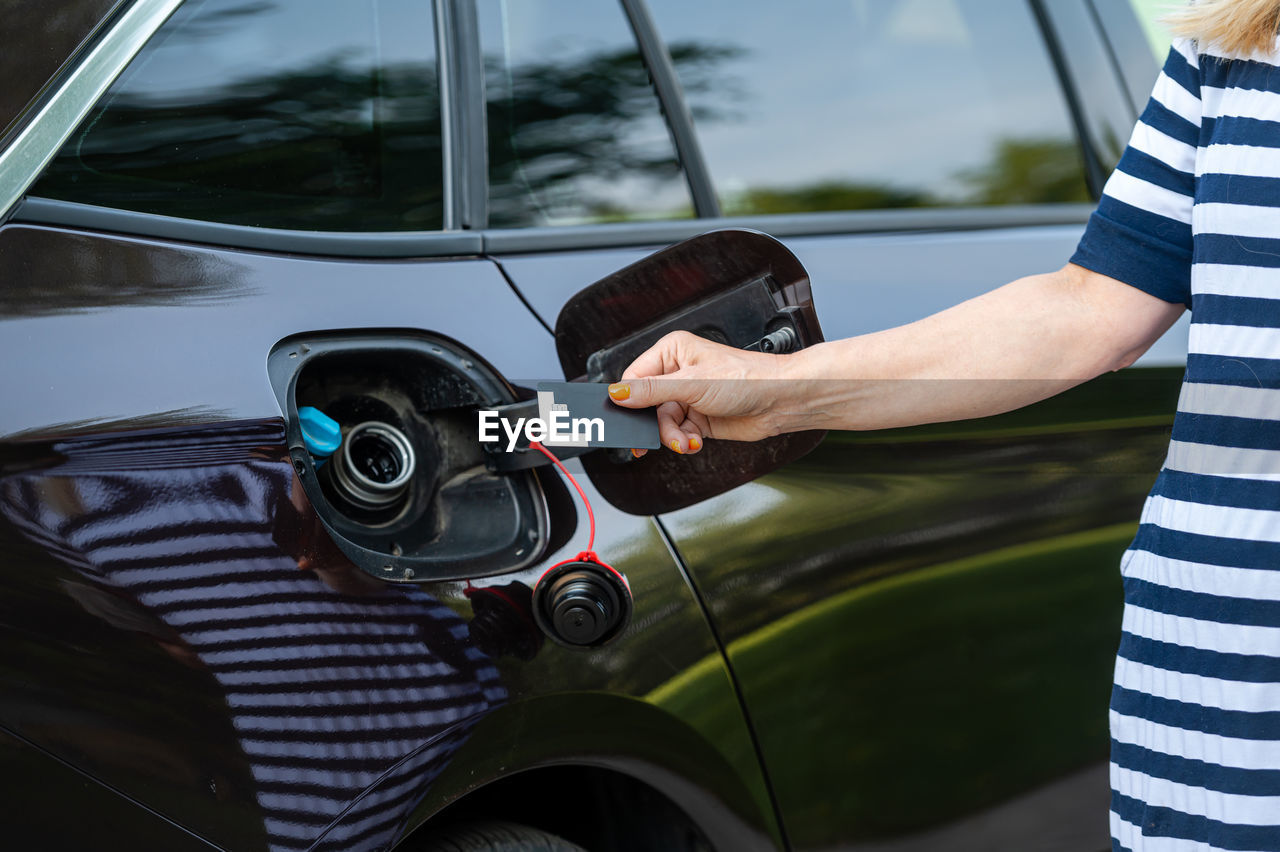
[534,561,632,647]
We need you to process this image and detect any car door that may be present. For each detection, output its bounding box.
[0,2,785,850]
[480,0,1183,849]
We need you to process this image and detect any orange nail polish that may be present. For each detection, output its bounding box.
[608,383,630,400]
[670,439,683,454]
[689,437,701,451]
[631,448,643,458]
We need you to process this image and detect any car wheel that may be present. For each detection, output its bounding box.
[411,820,586,851]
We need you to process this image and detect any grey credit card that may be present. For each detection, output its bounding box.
[535,382,661,449]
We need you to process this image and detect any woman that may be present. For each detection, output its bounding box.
[609,2,1280,850]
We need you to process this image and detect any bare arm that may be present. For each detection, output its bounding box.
[608,263,1184,453]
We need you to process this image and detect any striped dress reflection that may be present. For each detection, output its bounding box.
[1071,37,1280,852]
[1,426,505,852]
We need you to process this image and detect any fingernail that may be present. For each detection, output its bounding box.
[689,437,701,451]
[670,439,683,454]
[608,383,630,400]
[631,448,643,458]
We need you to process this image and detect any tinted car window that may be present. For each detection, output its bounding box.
[0,0,119,141]
[647,0,1091,214]
[478,0,693,228]
[32,0,442,231]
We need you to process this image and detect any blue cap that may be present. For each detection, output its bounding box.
[298,406,342,458]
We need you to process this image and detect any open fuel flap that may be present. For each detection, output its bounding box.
[553,228,826,516]
[266,230,822,585]
[268,332,552,582]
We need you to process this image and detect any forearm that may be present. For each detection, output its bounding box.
[772,264,1176,432]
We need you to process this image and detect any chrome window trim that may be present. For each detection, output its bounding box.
[0,0,187,221]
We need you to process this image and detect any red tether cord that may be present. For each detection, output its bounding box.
[529,441,594,554]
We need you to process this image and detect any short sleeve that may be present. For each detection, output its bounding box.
[1070,39,1201,308]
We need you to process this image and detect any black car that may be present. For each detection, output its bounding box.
[0,1,1174,849]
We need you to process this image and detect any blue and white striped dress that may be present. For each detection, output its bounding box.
[1072,37,1280,852]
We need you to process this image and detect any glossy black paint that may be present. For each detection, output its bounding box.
[0,223,779,849]
[0,727,217,850]
[0,1,1164,849]
[661,375,1180,848]
[494,218,1183,848]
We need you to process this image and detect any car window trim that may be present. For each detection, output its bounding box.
[446,0,487,230]
[435,0,458,230]
[619,0,720,218]
[11,197,484,256]
[479,203,1094,254]
[11,195,1091,258]
[1086,0,1160,117]
[1081,0,1142,124]
[0,0,186,224]
[1027,0,1109,197]
[438,0,487,231]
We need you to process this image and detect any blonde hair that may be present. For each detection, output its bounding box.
[1166,0,1280,55]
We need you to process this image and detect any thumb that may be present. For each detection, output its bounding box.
[608,374,704,409]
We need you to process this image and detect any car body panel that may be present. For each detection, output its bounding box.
[493,221,1182,847]
[0,223,780,849]
[0,0,1169,848]
[0,725,219,850]
[659,372,1179,848]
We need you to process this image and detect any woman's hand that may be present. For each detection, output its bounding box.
[605,265,1185,456]
[606,330,794,456]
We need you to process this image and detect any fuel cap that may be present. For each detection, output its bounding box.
[533,559,632,647]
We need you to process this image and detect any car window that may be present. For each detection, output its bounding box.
[0,0,119,141]
[647,0,1091,215]
[478,0,694,229]
[30,0,442,232]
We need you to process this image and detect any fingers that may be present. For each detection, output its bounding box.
[609,374,711,412]
[610,331,722,456]
[609,375,676,408]
[628,402,706,458]
[656,401,704,455]
[656,401,690,454]
[619,330,699,382]
[676,411,706,454]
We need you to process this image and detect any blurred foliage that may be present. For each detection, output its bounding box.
[35,56,444,231]
[724,180,929,215]
[486,42,741,227]
[958,137,1093,204]
[36,12,1095,229]
[725,135,1090,215]
[654,523,1129,841]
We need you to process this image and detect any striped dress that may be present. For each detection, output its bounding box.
[0,423,506,852]
[1071,37,1280,852]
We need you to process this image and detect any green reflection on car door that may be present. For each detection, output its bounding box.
[657,367,1181,847]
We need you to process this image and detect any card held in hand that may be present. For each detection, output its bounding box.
[535,382,661,449]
